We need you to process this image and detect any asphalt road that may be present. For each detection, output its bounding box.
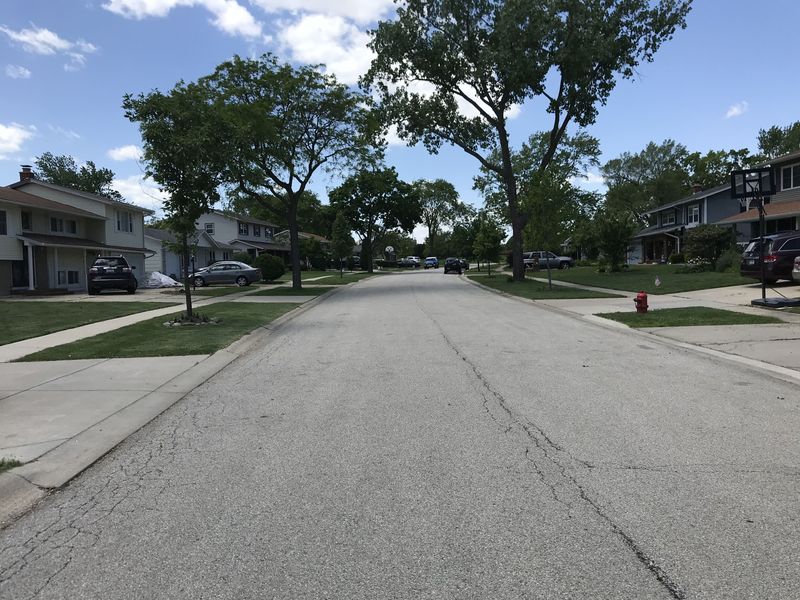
[2,271,798,599]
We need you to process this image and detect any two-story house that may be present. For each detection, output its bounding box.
[716,149,800,237]
[198,210,290,262]
[0,166,151,295]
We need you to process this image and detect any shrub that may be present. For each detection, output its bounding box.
[684,225,736,264]
[714,248,742,273]
[668,253,685,264]
[254,253,286,281]
[575,259,595,267]
[232,251,252,264]
[675,258,712,274]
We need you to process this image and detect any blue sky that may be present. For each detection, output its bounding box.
[1,0,799,240]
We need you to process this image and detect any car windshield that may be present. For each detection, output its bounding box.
[93,258,126,267]
[744,240,774,255]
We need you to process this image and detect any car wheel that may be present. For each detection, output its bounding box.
[194,276,206,287]
[560,262,571,270]
[236,276,248,287]
[127,286,136,294]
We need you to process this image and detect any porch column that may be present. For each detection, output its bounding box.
[26,243,34,290]
[54,247,59,288]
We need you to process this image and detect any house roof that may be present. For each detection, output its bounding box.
[10,179,154,215]
[645,182,731,215]
[18,233,149,254]
[632,223,684,239]
[755,148,800,168]
[144,227,177,243]
[199,231,236,250]
[274,229,331,243]
[229,239,290,251]
[0,186,105,220]
[212,209,279,228]
[717,199,800,224]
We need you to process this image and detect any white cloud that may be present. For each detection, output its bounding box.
[113,174,169,213]
[570,170,605,190]
[250,0,394,24]
[108,145,142,161]
[102,0,262,38]
[0,25,97,71]
[383,124,404,147]
[5,64,31,79]
[279,14,372,85]
[0,122,36,159]
[47,124,81,140]
[725,100,749,119]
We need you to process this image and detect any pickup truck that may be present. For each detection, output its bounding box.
[523,251,574,270]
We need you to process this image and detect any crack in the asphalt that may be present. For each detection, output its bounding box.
[414,295,686,600]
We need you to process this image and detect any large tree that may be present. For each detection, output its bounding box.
[363,0,690,281]
[413,179,465,256]
[123,82,226,318]
[202,54,375,289]
[228,190,336,238]
[756,121,800,160]
[34,152,123,199]
[329,167,421,272]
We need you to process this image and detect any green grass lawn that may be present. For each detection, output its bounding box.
[598,306,782,328]
[18,302,297,361]
[541,264,755,294]
[0,458,22,473]
[251,287,330,296]
[468,274,624,299]
[0,301,178,346]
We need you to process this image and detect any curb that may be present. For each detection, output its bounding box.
[0,286,339,529]
[463,274,800,387]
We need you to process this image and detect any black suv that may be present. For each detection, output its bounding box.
[740,231,800,283]
[88,256,138,294]
[444,257,462,274]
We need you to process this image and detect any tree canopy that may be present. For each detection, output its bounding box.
[364,0,690,280]
[34,152,123,199]
[201,53,376,288]
[329,167,421,272]
[413,179,466,257]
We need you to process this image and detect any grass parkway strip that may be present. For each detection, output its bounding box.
[17,302,297,361]
[542,264,755,294]
[0,301,179,346]
[597,307,782,328]
[468,274,624,300]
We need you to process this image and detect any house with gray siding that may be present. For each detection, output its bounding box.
[717,150,800,236]
[197,210,290,261]
[0,166,151,295]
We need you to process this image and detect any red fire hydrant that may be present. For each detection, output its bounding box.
[634,291,648,313]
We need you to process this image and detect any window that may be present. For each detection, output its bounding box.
[116,210,134,233]
[662,212,676,226]
[238,222,248,236]
[57,271,66,285]
[688,205,700,224]
[253,225,261,237]
[66,220,77,234]
[779,237,800,251]
[209,251,216,263]
[223,252,230,260]
[51,217,64,233]
[204,223,215,234]
[264,227,272,239]
[0,210,6,235]
[68,271,79,284]
[781,164,800,190]
[21,211,31,231]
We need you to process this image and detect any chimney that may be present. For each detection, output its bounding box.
[691,183,702,194]
[19,165,33,182]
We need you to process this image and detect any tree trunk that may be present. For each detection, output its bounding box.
[287,201,302,290]
[498,123,525,282]
[182,234,193,319]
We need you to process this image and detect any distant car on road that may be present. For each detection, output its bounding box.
[740,231,800,283]
[523,251,574,270]
[192,261,261,287]
[397,257,415,268]
[444,257,462,274]
[459,259,469,271]
[406,256,421,268]
[88,256,138,294]
[424,257,439,269]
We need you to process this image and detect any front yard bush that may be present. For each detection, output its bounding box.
[684,225,737,265]
[254,253,286,281]
[668,253,685,264]
[714,248,743,273]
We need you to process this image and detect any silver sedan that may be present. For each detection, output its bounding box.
[193,261,262,286]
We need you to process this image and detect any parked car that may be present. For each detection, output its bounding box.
[444,257,462,274]
[88,256,138,294]
[523,251,574,270]
[406,256,421,268]
[740,231,800,283]
[793,256,800,282]
[192,261,261,287]
[424,257,439,269]
[397,257,415,268]
[459,259,469,271]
